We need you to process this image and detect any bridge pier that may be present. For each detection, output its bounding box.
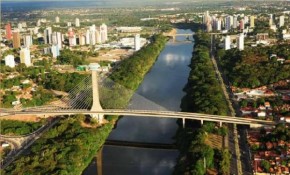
[182,118,185,128]
[219,122,222,127]
[201,120,203,125]
[89,64,104,124]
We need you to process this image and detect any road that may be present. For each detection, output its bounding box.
[210,34,242,175]
[0,118,60,169]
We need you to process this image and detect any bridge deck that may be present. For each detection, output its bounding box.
[0,109,275,126]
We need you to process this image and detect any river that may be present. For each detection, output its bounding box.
[83,28,194,175]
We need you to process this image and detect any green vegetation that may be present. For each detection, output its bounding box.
[101,34,168,109]
[42,72,86,92]
[217,44,290,88]
[174,31,230,174]
[110,34,167,90]
[181,32,228,115]
[57,49,89,67]
[0,120,44,136]
[3,115,114,174]
[20,87,54,107]
[174,123,230,175]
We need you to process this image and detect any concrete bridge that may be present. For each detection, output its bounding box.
[1,109,275,127]
[1,63,275,128]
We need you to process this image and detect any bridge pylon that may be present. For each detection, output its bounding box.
[89,63,104,124]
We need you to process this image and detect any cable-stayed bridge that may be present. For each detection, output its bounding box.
[1,64,275,127]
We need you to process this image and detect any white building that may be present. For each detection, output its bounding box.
[51,44,60,58]
[55,16,60,23]
[79,35,86,45]
[89,25,96,45]
[100,23,108,43]
[69,35,77,46]
[18,23,23,30]
[67,22,72,27]
[269,14,273,26]
[283,33,290,40]
[20,47,31,67]
[75,18,80,27]
[233,16,238,29]
[134,34,141,51]
[279,15,285,27]
[24,35,33,47]
[51,32,62,49]
[5,55,15,68]
[37,19,41,27]
[116,27,142,33]
[214,19,222,31]
[237,33,244,51]
[44,27,52,44]
[33,27,39,34]
[96,30,101,43]
[224,35,231,50]
[85,30,90,45]
[250,16,255,28]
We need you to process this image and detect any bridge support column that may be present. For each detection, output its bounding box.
[219,122,222,127]
[182,118,185,128]
[89,64,104,124]
[201,120,203,125]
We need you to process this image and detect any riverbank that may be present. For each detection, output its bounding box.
[2,34,168,175]
[173,31,231,174]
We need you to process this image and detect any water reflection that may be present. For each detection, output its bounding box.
[102,146,178,175]
[83,29,194,175]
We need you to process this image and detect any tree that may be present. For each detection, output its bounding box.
[220,149,231,175]
[261,160,271,172]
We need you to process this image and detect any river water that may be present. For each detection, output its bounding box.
[83,29,194,175]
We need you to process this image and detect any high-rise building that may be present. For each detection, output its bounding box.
[215,19,222,31]
[224,36,231,50]
[89,25,96,45]
[79,35,86,45]
[100,23,108,43]
[20,47,31,67]
[24,35,33,47]
[55,16,60,23]
[244,16,249,24]
[95,30,101,43]
[206,23,212,32]
[225,16,232,31]
[5,23,12,40]
[37,19,41,27]
[5,55,15,68]
[233,16,238,29]
[203,11,210,24]
[51,44,60,58]
[33,27,39,34]
[279,15,285,27]
[69,35,77,46]
[134,34,141,51]
[250,16,255,28]
[239,19,245,30]
[269,14,273,27]
[18,23,23,30]
[75,18,80,27]
[13,30,21,48]
[237,33,244,51]
[85,30,90,45]
[44,27,52,44]
[51,32,62,49]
